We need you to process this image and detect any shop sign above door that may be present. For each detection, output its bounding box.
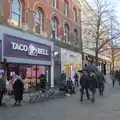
[3,34,51,61]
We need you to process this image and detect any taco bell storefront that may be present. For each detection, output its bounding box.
[0,25,54,87]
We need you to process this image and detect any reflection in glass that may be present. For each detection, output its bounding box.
[35,8,42,34]
[11,0,21,26]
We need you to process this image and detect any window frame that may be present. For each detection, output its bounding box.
[34,8,43,34]
[52,0,57,8]
[64,25,69,43]
[74,29,78,44]
[64,0,68,16]
[11,0,22,27]
[52,18,58,39]
[73,8,77,22]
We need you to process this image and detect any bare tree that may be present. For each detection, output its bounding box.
[82,0,120,66]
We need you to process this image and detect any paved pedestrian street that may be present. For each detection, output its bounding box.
[0,82,120,120]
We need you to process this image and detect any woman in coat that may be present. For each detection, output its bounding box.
[13,76,24,106]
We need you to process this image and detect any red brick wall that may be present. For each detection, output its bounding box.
[2,0,81,41]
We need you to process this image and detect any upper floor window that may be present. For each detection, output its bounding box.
[52,0,57,8]
[74,29,78,45]
[64,0,68,16]
[73,8,77,22]
[34,8,43,34]
[11,0,21,26]
[64,24,69,43]
[52,17,58,39]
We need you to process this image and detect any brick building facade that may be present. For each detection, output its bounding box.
[0,0,82,85]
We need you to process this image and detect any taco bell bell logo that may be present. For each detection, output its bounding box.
[28,44,37,56]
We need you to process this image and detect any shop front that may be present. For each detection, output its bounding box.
[0,26,54,86]
[61,48,82,80]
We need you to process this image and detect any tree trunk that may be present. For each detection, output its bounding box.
[95,51,99,66]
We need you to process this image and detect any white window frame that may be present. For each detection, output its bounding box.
[34,8,42,34]
[11,0,22,27]
[52,0,57,8]
[64,26,69,43]
[52,18,57,39]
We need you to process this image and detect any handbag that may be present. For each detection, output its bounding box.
[2,94,10,104]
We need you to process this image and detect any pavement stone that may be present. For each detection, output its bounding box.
[0,82,120,120]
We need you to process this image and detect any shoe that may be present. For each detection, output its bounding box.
[80,99,83,102]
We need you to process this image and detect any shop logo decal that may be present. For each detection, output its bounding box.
[28,44,37,56]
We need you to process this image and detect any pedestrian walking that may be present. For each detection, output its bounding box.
[13,75,24,106]
[0,69,6,107]
[95,70,106,96]
[89,71,97,103]
[80,71,90,102]
[74,73,79,87]
[110,71,116,87]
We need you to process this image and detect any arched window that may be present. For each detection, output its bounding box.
[52,17,58,39]
[74,29,78,45]
[11,0,21,26]
[64,24,69,43]
[73,8,77,22]
[64,0,68,16]
[34,8,43,34]
[52,0,57,8]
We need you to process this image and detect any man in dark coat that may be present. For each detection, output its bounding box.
[95,70,106,95]
[80,72,90,102]
[13,76,24,106]
[39,74,46,89]
[65,78,75,94]
[89,72,97,103]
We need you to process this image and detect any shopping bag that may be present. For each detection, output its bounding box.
[2,94,10,104]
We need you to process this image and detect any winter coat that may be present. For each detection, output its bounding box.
[89,74,98,88]
[60,73,66,81]
[80,74,90,88]
[74,73,79,81]
[95,71,105,84]
[13,79,24,101]
[0,73,6,91]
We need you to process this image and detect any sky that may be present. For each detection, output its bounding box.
[87,0,120,22]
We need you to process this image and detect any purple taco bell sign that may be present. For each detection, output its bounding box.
[3,34,51,61]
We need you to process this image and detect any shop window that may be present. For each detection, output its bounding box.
[73,7,77,22]
[64,24,69,43]
[64,0,69,16]
[52,17,58,39]
[34,8,43,34]
[11,0,21,26]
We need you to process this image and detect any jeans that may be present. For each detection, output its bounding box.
[98,83,104,95]
[90,88,96,98]
[75,80,79,87]
[80,87,90,101]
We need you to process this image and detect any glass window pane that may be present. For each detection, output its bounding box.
[35,9,41,24]
[11,13,20,26]
[12,0,20,14]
